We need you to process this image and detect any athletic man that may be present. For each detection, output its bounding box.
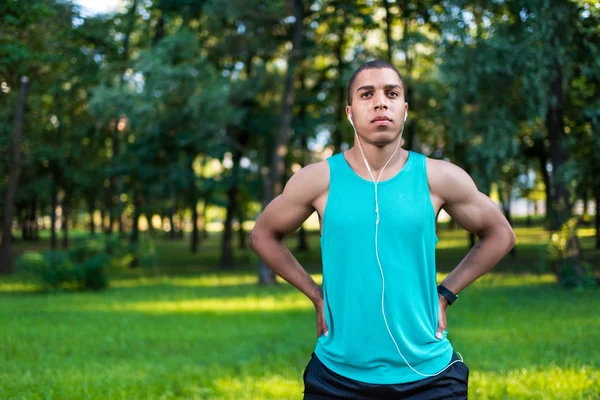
[249,60,516,399]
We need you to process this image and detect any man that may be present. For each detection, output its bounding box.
[249,60,516,399]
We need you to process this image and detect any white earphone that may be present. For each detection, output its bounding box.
[346,109,465,377]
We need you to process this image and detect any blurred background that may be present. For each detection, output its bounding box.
[0,1,599,399]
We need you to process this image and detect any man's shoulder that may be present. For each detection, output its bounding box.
[424,156,465,178]
[283,159,330,200]
[424,156,477,201]
[295,159,330,181]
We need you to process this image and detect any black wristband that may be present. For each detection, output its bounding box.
[437,284,458,305]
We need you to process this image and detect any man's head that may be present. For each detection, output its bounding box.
[347,60,405,106]
[346,60,408,146]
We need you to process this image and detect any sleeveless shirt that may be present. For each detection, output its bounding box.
[314,150,454,384]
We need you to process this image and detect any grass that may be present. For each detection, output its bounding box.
[1,224,599,399]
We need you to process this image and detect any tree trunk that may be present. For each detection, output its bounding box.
[50,170,59,251]
[538,150,553,229]
[21,204,30,241]
[130,207,140,244]
[383,0,393,63]
[503,202,516,258]
[189,162,199,253]
[152,15,165,46]
[220,143,243,268]
[118,204,125,237]
[191,201,199,253]
[296,72,310,253]
[88,197,96,235]
[596,195,599,249]
[32,198,39,240]
[237,205,246,250]
[129,189,142,268]
[0,76,29,274]
[168,207,175,239]
[448,218,457,231]
[201,201,209,239]
[62,196,69,249]
[546,58,570,230]
[581,190,590,225]
[546,38,582,282]
[526,201,533,227]
[103,187,112,235]
[108,0,138,239]
[469,233,476,249]
[499,184,516,258]
[297,225,309,252]
[259,0,304,285]
[27,200,36,241]
[401,2,416,151]
[177,211,185,239]
[221,187,235,267]
[332,9,348,153]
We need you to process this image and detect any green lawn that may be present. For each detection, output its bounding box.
[1,225,599,399]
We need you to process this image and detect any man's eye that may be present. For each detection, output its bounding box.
[388,91,398,97]
[361,92,372,98]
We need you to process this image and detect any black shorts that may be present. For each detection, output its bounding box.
[303,352,469,399]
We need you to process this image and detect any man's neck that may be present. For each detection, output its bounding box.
[347,142,407,178]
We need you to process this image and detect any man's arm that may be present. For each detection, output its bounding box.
[249,162,329,336]
[429,159,517,297]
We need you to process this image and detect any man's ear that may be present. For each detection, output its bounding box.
[346,105,353,122]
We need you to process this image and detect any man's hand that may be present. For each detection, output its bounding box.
[315,300,329,338]
[249,162,329,315]
[436,294,449,339]
[427,158,516,296]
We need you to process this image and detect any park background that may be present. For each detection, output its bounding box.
[1,0,599,399]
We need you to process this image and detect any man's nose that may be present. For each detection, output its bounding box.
[374,92,388,110]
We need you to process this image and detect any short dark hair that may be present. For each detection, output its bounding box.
[347,60,405,105]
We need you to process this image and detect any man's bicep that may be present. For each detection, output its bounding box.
[252,161,327,239]
[443,191,505,237]
[254,192,315,238]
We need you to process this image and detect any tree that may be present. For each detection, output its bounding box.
[259,0,305,284]
[0,77,29,273]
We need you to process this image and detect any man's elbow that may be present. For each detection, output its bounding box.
[249,228,260,252]
[482,224,516,253]
[248,230,255,252]
[505,226,517,252]
[249,227,279,253]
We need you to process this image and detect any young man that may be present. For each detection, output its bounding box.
[249,60,516,399]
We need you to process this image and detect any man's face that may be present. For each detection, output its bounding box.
[346,68,408,146]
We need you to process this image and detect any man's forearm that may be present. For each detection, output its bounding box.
[250,230,323,305]
[440,227,516,294]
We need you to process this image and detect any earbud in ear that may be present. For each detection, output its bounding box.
[347,114,356,130]
[404,111,407,122]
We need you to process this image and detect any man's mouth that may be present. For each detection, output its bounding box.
[372,116,392,123]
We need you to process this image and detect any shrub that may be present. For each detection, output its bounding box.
[16,235,158,292]
[544,217,597,288]
[17,237,110,291]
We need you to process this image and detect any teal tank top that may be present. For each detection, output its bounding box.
[314,150,454,384]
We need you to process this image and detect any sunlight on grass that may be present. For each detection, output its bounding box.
[0,282,38,292]
[577,228,596,238]
[470,273,557,287]
[111,274,259,289]
[435,237,471,249]
[436,226,595,248]
[112,274,323,290]
[213,375,303,400]
[472,367,600,400]
[77,295,313,314]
